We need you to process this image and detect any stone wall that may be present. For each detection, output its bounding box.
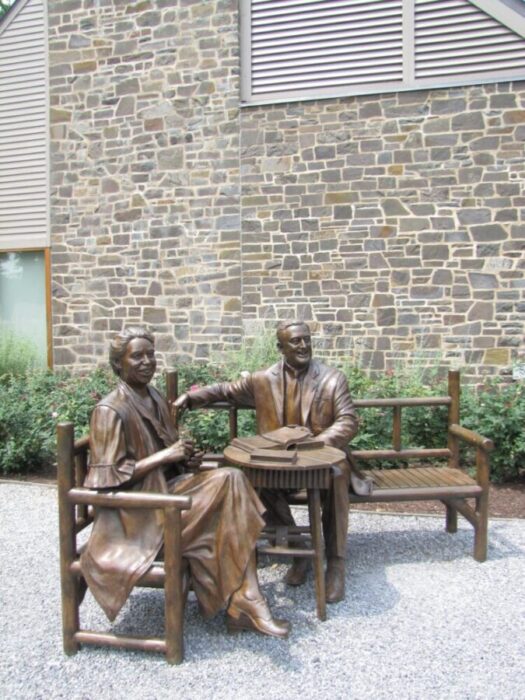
[240,85,525,379]
[48,1,525,380]
[48,0,242,368]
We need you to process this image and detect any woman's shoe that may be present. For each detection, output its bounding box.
[226,599,290,639]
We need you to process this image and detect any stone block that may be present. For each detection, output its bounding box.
[50,108,71,123]
[470,224,507,242]
[411,286,443,299]
[400,218,429,232]
[334,206,352,220]
[422,245,449,261]
[116,77,140,96]
[347,294,371,308]
[432,269,452,285]
[158,147,183,170]
[469,273,497,289]
[484,348,510,365]
[325,192,355,205]
[452,112,484,130]
[377,307,396,326]
[431,98,466,114]
[457,208,491,225]
[381,198,410,216]
[503,110,525,124]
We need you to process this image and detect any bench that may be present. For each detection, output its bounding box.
[171,370,493,563]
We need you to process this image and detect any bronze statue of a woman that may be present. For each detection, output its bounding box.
[81,326,289,638]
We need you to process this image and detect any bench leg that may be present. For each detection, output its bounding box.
[474,493,488,563]
[444,501,458,533]
[308,488,326,622]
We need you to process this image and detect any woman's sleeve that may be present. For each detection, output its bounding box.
[84,406,136,489]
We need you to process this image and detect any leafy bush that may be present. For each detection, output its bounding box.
[461,381,525,483]
[0,368,115,475]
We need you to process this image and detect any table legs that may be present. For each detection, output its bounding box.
[307,487,326,622]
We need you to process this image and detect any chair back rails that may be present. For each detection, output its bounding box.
[170,369,493,562]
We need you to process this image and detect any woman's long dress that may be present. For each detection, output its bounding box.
[80,381,265,621]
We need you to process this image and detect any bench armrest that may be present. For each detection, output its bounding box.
[68,487,192,511]
[449,424,494,452]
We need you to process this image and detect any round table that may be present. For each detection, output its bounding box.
[224,440,346,621]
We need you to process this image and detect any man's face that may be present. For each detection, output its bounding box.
[118,337,157,389]
[278,324,312,370]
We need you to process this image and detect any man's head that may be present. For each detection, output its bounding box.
[276,321,312,371]
[109,327,156,386]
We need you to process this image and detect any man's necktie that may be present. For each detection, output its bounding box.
[284,372,302,426]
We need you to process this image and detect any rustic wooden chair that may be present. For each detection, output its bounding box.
[57,371,192,664]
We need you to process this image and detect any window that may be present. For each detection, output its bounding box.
[240,0,525,105]
[0,250,50,366]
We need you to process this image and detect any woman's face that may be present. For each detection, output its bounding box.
[118,337,156,389]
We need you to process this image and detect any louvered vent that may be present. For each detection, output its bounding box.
[0,0,48,250]
[250,0,404,97]
[415,0,525,79]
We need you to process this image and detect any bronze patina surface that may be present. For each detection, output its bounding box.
[176,321,368,603]
[81,327,289,638]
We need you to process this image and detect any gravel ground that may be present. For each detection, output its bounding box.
[1,481,524,700]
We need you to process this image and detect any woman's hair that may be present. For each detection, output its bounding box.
[109,326,155,376]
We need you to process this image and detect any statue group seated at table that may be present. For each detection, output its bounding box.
[81,320,365,637]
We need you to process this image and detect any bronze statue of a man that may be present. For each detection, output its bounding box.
[81,326,289,638]
[176,321,369,603]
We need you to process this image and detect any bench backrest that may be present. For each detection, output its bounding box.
[169,369,462,470]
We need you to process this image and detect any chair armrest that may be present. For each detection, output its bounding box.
[68,487,192,511]
[449,424,494,452]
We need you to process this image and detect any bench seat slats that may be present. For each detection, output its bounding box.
[366,467,476,491]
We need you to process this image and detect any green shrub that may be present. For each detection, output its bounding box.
[461,380,525,483]
[0,368,115,475]
[1,336,524,484]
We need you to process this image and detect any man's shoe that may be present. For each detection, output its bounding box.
[325,557,345,604]
[284,557,309,586]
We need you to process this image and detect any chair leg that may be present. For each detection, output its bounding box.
[57,422,80,655]
[61,577,80,655]
[163,507,184,664]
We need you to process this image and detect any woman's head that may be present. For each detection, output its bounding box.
[109,326,155,377]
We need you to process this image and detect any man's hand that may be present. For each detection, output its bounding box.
[172,393,191,425]
[174,393,190,411]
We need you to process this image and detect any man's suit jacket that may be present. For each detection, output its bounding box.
[188,359,359,450]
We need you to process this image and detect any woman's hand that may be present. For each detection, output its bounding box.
[186,448,205,471]
[165,439,194,463]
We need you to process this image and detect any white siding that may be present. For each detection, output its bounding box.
[245,0,404,102]
[415,0,525,80]
[241,0,525,105]
[0,0,48,250]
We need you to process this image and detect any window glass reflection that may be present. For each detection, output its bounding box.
[0,251,47,366]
